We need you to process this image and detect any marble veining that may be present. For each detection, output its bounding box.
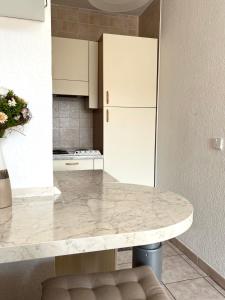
[0,170,193,263]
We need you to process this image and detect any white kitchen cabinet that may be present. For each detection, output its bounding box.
[94,34,158,186]
[52,80,88,97]
[52,37,88,82]
[52,38,98,107]
[53,159,93,171]
[0,0,45,21]
[101,34,158,108]
[52,37,89,96]
[94,158,104,170]
[103,107,156,186]
[89,41,98,109]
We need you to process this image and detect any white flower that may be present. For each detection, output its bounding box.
[0,112,8,124]
[0,87,9,96]
[8,98,17,107]
[14,115,20,121]
[21,108,30,119]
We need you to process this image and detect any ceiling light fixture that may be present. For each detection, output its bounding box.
[88,0,151,13]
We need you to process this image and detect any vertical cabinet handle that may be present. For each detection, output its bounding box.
[106,109,109,123]
[106,91,109,104]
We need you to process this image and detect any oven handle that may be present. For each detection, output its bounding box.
[65,162,79,166]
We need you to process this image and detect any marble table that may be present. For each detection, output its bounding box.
[0,170,193,274]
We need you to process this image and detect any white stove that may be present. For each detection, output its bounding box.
[53,149,102,158]
[74,150,101,156]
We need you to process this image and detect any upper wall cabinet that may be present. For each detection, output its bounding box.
[52,37,89,96]
[52,37,98,108]
[0,0,45,21]
[53,38,89,82]
[100,34,158,108]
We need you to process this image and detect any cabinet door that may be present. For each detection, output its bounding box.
[52,80,88,96]
[89,41,98,108]
[52,37,88,82]
[104,107,156,186]
[103,34,158,108]
[94,158,104,170]
[0,0,45,21]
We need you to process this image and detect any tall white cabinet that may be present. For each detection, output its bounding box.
[94,34,158,187]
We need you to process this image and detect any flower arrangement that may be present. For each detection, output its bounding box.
[0,87,31,138]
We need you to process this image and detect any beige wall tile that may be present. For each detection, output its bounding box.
[51,4,139,41]
[89,12,102,26]
[57,6,67,19]
[128,29,138,36]
[51,5,58,19]
[53,97,93,149]
[127,16,138,29]
[67,7,78,22]
[78,10,90,24]
[78,23,89,40]
[139,0,160,38]
[99,15,112,27]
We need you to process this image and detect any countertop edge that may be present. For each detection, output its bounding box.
[0,210,193,264]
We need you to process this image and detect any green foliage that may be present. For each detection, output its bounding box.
[0,90,31,138]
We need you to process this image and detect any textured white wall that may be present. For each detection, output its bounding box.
[0,3,53,189]
[0,4,55,300]
[157,0,225,277]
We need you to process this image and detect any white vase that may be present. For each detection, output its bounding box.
[0,138,12,209]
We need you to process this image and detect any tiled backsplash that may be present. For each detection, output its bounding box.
[53,96,93,150]
[51,4,139,41]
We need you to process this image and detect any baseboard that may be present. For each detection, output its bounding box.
[170,238,225,290]
[12,186,61,198]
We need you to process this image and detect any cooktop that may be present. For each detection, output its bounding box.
[53,149,102,156]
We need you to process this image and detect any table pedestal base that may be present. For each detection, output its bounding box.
[132,243,162,280]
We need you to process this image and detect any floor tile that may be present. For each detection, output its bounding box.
[182,255,207,277]
[163,243,180,257]
[162,255,202,284]
[162,285,176,299]
[206,277,225,297]
[166,278,225,300]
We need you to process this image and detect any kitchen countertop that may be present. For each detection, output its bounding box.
[0,170,193,264]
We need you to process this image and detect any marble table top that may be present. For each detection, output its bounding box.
[0,170,193,264]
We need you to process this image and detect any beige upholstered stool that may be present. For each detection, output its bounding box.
[41,266,169,300]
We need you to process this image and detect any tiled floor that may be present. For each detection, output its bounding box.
[117,242,225,300]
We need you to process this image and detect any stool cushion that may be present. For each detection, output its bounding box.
[41,266,169,300]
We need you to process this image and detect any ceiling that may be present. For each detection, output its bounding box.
[51,0,154,16]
